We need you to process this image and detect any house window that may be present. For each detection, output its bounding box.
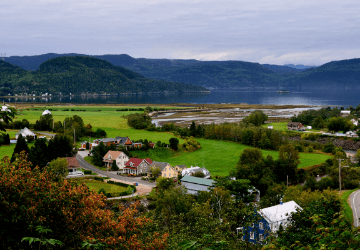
[259,222,264,230]
[169,173,171,177]
[250,232,254,240]
[259,234,264,241]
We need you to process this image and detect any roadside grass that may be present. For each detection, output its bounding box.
[84,156,107,171]
[82,179,127,194]
[340,188,359,225]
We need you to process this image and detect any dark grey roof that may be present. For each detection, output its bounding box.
[116,137,130,146]
[176,164,187,169]
[97,138,117,142]
[149,161,170,172]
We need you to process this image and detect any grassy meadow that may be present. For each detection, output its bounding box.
[132,139,331,176]
[0,141,36,159]
[262,122,325,133]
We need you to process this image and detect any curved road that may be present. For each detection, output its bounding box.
[350,189,360,227]
[76,154,156,188]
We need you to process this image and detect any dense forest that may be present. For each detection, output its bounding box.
[0,56,208,95]
[4,53,360,90]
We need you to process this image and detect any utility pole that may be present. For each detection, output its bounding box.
[339,159,342,192]
[287,175,288,187]
[64,120,65,132]
[74,128,76,146]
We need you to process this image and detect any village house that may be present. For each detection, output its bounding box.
[42,110,51,116]
[287,122,305,131]
[341,110,351,117]
[102,150,129,171]
[123,158,153,175]
[181,175,216,194]
[174,165,187,173]
[182,166,211,178]
[66,157,83,176]
[237,200,301,243]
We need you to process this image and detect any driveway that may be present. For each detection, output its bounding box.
[76,154,156,188]
[350,189,360,227]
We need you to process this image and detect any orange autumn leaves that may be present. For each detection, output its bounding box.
[0,152,168,249]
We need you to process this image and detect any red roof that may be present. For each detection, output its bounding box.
[124,158,152,168]
[66,157,80,169]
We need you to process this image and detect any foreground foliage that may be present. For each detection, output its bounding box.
[0,153,168,249]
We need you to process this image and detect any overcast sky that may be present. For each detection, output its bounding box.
[1,0,360,65]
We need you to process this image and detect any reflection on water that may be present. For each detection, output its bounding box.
[1,89,359,106]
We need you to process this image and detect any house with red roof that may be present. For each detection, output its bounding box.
[103,150,129,171]
[123,158,153,175]
[66,157,83,176]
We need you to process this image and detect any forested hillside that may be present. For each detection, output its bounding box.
[0,56,208,96]
[4,53,360,90]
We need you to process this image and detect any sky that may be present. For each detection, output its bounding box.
[1,0,360,66]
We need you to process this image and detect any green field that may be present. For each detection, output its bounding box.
[98,127,184,144]
[82,180,127,194]
[15,105,185,129]
[262,122,325,133]
[0,141,36,159]
[2,130,19,138]
[132,139,331,176]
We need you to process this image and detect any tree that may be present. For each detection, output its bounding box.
[190,121,197,137]
[111,160,119,171]
[150,166,162,178]
[274,144,300,182]
[91,142,107,167]
[47,134,74,161]
[312,116,326,129]
[169,137,179,150]
[28,138,49,170]
[34,114,53,131]
[11,134,29,162]
[156,177,176,192]
[193,171,205,178]
[0,105,16,132]
[243,110,268,126]
[183,137,201,152]
[0,152,168,249]
[127,113,152,129]
[46,157,68,181]
[94,128,107,138]
[327,116,353,132]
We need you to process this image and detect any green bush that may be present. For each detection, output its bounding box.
[94,177,104,182]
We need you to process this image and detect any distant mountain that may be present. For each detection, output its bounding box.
[0,56,208,96]
[280,58,360,89]
[3,53,360,90]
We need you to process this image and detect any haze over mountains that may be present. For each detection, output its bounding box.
[2,53,360,94]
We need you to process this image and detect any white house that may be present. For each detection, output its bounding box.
[15,127,36,139]
[182,166,211,178]
[102,150,129,171]
[306,126,312,130]
[42,110,51,116]
[351,119,358,126]
[268,126,273,130]
[1,105,11,112]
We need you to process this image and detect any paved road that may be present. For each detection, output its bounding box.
[350,189,360,227]
[35,131,56,138]
[76,154,156,187]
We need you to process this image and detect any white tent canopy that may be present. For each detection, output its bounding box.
[15,127,36,139]
[42,110,51,116]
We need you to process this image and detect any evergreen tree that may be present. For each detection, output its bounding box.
[92,142,107,167]
[11,134,29,162]
[190,121,197,137]
[47,135,74,161]
[111,160,119,171]
[28,139,49,170]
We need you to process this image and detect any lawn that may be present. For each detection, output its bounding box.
[82,180,127,194]
[84,156,107,171]
[2,130,19,138]
[131,139,331,176]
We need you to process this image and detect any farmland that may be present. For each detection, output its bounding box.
[1,104,332,177]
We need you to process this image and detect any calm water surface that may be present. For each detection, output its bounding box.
[1,90,359,106]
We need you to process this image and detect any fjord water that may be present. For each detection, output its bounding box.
[2,89,360,106]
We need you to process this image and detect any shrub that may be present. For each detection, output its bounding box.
[84,170,92,175]
[306,146,314,152]
[94,177,104,182]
